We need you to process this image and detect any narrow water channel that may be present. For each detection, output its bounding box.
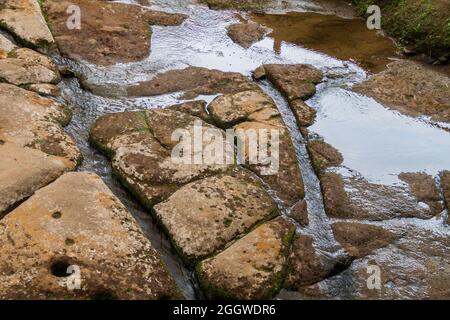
[57,1,450,299]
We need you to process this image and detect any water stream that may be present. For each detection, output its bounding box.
[58,0,450,299]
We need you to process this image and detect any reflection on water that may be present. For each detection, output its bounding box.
[252,11,400,73]
[59,1,449,299]
[308,88,450,184]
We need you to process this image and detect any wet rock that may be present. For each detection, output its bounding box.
[169,100,211,123]
[441,171,450,224]
[0,143,68,215]
[316,224,450,299]
[125,67,259,99]
[227,22,267,48]
[233,119,305,207]
[286,235,334,288]
[261,64,323,101]
[331,222,396,259]
[208,90,275,128]
[12,47,57,70]
[290,99,317,127]
[90,108,231,207]
[26,83,60,97]
[307,140,343,175]
[203,0,271,11]
[43,0,185,65]
[0,172,181,299]
[197,217,295,299]
[252,65,266,80]
[320,171,440,220]
[0,48,60,85]
[289,200,308,227]
[0,84,81,168]
[353,60,450,123]
[399,172,443,215]
[153,170,278,265]
[255,64,323,127]
[0,0,55,52]
[210,90,305,206]
[0,33,17,57]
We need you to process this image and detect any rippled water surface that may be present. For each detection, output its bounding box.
[60,0,450,299]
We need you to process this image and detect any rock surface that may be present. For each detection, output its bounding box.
[153,170,278,264]
[353,60,450,123]
[0,0,55,51]
[398,172,443,215]
[90,108,232,206]
[43,0,185,65]
[315,224,450,299]
[261,64,323,101]
[0,172,181,299]
[441,171,450,224]
[320,171,441,220]
[0,142,68,215]
[289,200,309,227]
[0,83,81,168]
[286,234,342,289]
[307,139,343,174]
[209,90,305,206]
[197,217,295,299]
[227,22,267,48]
[254,64,323,128]
[0,33,17,56]
[125,67,260,99]
[203,0,271,11]
[290,99,317,127]
[26,83,60,96]
[0,48,60,85]
[331,222,396,259]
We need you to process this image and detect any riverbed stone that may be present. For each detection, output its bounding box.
[235,120,304,206]
[208,90,305,206]
[197,217,295,299]
[0,0,55,51]
[153,170,278,265]
[290,99,317,127]
[254,64,323,128]
[331,222,396,259]
[398,172,444,215]
[441,171,450,224]
[0,48,60,85]
[261,64,323,101]
[289,200,309,226]
[125,67,260,99]
[0,172,181,299]
[320,171,441,220]
[0,33,17,56]
[316,224,450,299]
[203,0,271,11]
[169,100,211,123]
[43,0,185,65]
[0,142,68,216]
[209,90,276,128]
[227,22,267,48]
[353,60,450,123]
[307,139,343,175]
[90,108,232,207]
[26,83,60,96]
[0,84,81,168]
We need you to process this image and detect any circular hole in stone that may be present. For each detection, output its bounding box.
[49,258,71,277]
[52,211,62,219]
[65,238,75,246]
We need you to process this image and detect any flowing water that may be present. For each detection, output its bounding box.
[58,0,450,299]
